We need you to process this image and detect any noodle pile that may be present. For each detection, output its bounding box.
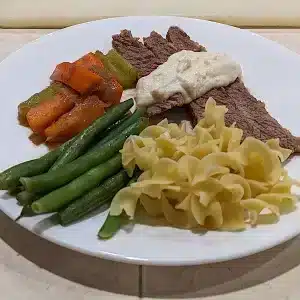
[110,98,298,230]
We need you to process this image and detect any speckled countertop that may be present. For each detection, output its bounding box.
[1,29,300,300]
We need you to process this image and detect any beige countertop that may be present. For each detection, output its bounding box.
[1,1,300,27]
[1,28,300,300]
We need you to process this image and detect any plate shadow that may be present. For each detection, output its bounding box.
[0,211,139,296]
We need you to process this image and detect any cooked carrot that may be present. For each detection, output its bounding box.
[50,62,105,95]
[74,52,105,70]
[75,53,112,97]
[76,53,119,85]
[50,62,72,84]
[26,92,75,134]
[101,77,123,106]
[75,52,123,106]
[56,84,85,107]
[44,96,106,142]
[18,83,64,127]
[67,65,104,95]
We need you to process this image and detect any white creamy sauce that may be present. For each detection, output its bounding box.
[135,50,242,107]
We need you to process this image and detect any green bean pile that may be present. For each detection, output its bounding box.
[0,98,147,239]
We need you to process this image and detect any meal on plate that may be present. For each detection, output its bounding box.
[1,26,299,239]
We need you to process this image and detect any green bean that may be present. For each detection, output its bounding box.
[98,170,141,239]
[16,191,39,206]
[91,108,145,149]
[8,185,24,196]
[98,214,125,239]
[101,113,130,134]
[31,154,122,214]
[0,135,76,190]
[59,170,129,225]
[21,118,148,194]
[50,99,134,171]
[0,155,57,190]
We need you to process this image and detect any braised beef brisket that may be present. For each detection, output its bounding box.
[146,93,186,117]
[143,31,178,64]
[112,28,206,116]
[189,79,299,151]
[112,30,160,77]
[142,29,199,117]
[166,26,206,52]
[112,27,299,152]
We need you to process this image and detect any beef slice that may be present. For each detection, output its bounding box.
[189,79,299,152]
[166,26,206,52]
[143,31,178,64]
[112,30,160,77]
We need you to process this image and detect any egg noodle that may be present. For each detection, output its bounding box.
[109,98,299,230]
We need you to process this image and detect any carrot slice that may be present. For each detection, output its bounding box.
[101,77,123,106]
[50,62,72,83]
[26,92,75,134]
[50,62,105,95]
[76,52,123,107]
[75,53,111,96]
[82,53,123,97]
[68,65,103,94]
[44,96,106,142]
[74,52,105,70]
[59,84,83,104]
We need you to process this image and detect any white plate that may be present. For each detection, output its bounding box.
[1,16,300,266]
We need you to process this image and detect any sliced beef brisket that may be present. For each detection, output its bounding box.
[189,79,299,152]
[143,31,178,64]
[112,30,160,77]
[166,26,206,52]
[112,27,299,152]
[141,30,191,117]
[146,93,186,117]
[112,29,186,117]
